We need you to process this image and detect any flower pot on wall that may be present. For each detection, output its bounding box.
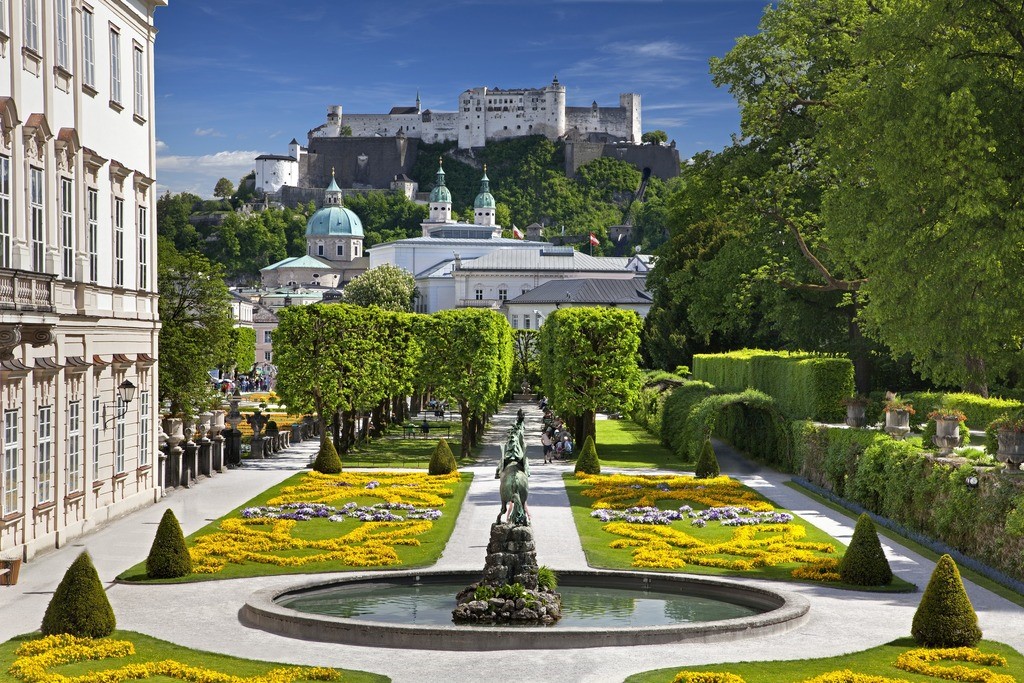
[931,417,962,456]
[996,430,1024,473]
[846,403,867,428]
[884,410,911,440]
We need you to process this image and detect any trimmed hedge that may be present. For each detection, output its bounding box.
[692,349,854,422]
[794,422,1024,582]
[659,380,717,457]
[912,554,982,647]
[682,390,795,471]
[312,438,343,474]
[41,552,116,637]
[146,509,192,579]
[428,438,458,475]
[837,513,892,586]
[574,435,601,475]
[629,370,686,438]
[903,391,1024,429]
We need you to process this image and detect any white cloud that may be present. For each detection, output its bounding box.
[155,139,168,151]
[157,149,262,197]
[194,127,225,137]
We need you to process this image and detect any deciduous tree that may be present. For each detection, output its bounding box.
[343,264,417,312]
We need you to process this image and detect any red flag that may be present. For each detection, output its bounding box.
[512,225,524,239]
[589,232,600,247]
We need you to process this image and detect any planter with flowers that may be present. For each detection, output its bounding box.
[842,396,870,428]
[883,397,914,440]
[991,415,1024,473]
[928,409,966,456]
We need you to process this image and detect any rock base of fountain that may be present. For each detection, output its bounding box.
[452,522,562,624]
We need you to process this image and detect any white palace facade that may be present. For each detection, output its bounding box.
[0,0,166,560]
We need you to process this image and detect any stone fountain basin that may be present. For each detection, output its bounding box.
[240,569,810,651]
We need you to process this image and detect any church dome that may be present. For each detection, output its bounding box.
[429,159,451,204]
[306,206,364,237]
[473,167,495,209]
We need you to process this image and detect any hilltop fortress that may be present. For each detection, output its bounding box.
[311,77,641,149]
[255,78,679,201]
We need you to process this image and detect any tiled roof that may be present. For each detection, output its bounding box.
[459,248,632,272]
[261,255,336,272]
[507,278,652,305]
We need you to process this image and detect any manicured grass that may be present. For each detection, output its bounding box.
[785,480,1024,608]
[594,419,691,470]
[0,630,388,682]
[117,470,472,583]
[343,422,471,468]
[624,638,1024,682]
[565,473,915,591]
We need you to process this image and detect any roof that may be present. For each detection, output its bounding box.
[255,154,296,162]
[416,259,457,279]
[261,255,338,272]
[507,278,652,305]
[368,236,549,250]
[458,248,634,272]
[306,205,364,237]
[389,106,419,115]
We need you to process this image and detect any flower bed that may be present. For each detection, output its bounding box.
[572,473,840,580]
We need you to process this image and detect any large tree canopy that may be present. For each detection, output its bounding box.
[342,264,417,312]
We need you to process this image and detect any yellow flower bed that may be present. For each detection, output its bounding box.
[9,634,339,683]
[190,471,460,574]
[895,647,1012,683]
[237,413,304,438]
[578,473,835,574]
[669,647,1016,683]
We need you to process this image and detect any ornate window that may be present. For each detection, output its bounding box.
[60,177,74,279]
[109,27,121,104]
[55,0,70,69]
[511,315,519,329]
[91,397,100,480]
[475,288,483,301]
[114,397,125,474]
[30,167,43,272]
[133,44,145,118]
[498,288,508,301]
[87,188,98,282]
[138,205,147,289]
[37,406,52,504]
[0,155,9,268]
[139,390,149,467]
[113,197,124,286]
[67,401,81,492]
[23,0,38,52]
[2,410,18,515]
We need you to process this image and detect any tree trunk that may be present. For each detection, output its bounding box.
[459,400,472,458]
[964,356,989,397]
[370,400,386,438]
[331,409,342,453]
[337,409,355,453]
[410,391,422,418]
[848,315,872,395]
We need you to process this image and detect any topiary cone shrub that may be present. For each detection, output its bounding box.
[837,513,892,586]
[429,438,458,475]
[912,554,982,647]
[312,438,342,474]
[146,509,192,579]
[695,439,720,479]
[574,435,601,475]
[41,551,116,637]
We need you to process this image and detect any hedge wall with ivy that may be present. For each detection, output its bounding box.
[628,370,687,439]
[902,391,1024,429]
[659,380,717,457]
[692,349,854,422]
[794,422,1024,582]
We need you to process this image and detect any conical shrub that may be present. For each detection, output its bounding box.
[837,513,892,586]
[574,435,601,475]
[912,554,982,647]
[41,551,116,637]
[429,438,458,475]
[695,439,720,479]
[312,438,342,474]
[146,509,192,579]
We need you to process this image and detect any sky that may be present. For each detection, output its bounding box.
[153,0,768,197]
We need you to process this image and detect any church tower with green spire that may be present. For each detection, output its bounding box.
[473,165,497,229]
[427,158,453,225]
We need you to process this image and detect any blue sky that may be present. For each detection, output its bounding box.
[154,0,768,196]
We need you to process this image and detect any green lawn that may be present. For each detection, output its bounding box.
[118,470,472,583]
[565,473,915,591]
[625,638,1024,682]
[594,419,690,470]
[0,630,388,682]
[342,421,472,468]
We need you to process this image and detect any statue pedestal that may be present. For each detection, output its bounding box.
[452,523,561,624]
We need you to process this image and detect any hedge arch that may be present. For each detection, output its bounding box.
[681,390,796,471]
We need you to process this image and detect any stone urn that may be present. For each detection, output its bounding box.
[845,402,868,429]
[210,410,226,434]
[932,417,962,456]
[162,418,184,448]
[884,410,911,440]
[996,430,1024,473]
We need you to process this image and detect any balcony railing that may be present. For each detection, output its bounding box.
[457,299,499,309]
[0,269,56,312]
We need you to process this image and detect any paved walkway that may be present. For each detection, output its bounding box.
[1,406,1023,683]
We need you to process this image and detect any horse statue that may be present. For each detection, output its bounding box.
[496,414,530,526]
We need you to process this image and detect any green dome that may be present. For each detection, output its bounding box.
[473,168,495,209]
[306,206,364,237]
[429,159,451,204]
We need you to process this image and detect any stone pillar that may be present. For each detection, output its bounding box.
[182,421,198,487]
[210,410,226,473]
[290,423,303,443]
[197,411,213,477]
[162,418,183,490]
[225,395,243,467]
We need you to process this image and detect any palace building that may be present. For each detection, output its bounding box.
[0,0,166,560]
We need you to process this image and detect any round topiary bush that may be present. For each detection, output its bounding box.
[912,554,982,647]
[695,439,720,479]
[837,513,892,586]
[429,438,458,475]
[146,508,192,579]
[41,551,116,637]
[312,438,342,474]
[574,435,601,475]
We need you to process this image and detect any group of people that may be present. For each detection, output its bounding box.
[539,408,574,464]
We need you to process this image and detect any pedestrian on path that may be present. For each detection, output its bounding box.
[541,429,553,463]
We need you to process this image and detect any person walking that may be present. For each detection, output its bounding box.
[541,429,553,464]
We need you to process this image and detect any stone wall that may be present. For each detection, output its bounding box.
[304,136,421,190]
[564,141,681,180]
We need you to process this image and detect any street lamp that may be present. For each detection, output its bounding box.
[103,379,137,427]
